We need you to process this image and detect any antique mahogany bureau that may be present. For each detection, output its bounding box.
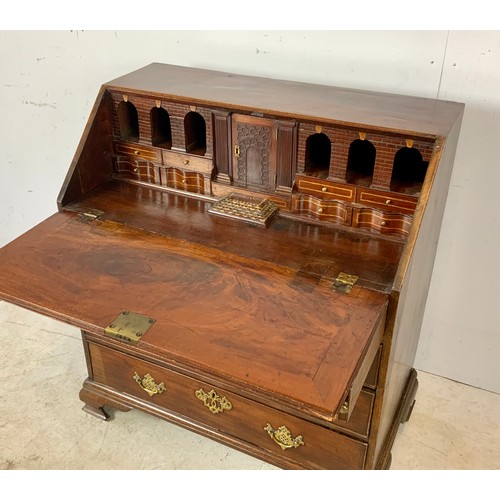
[0,64,464,469]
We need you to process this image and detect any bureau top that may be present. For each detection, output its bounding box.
[106,62,464,138]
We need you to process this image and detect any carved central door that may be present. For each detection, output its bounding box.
[231,114,277,192]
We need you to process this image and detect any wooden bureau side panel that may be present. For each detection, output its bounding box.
[89,342,367,469]
[369,112,464,469]
[58,88,114,208]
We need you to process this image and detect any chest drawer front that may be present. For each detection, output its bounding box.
[88,342,367,469]
[352,207,413,237]
[293,195,351,224]
[356,188,417,215]
[114,141,161,162]
[296,177,355,202]
[162,150,213,175]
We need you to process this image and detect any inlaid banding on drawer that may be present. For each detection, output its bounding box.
[296,176,355,202]
[293,194,352,224]
[88,342,368,469]
[356,188,418,215]
[114,141,161,162]
[352,208,413,237]
[162,149,213,175]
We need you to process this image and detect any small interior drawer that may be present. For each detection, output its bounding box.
[114,141,161,162]
[356,188,417,215]
[293,194,352,224]
[296,176,355,202]
[162,150,213,175]
[352,207,413,237]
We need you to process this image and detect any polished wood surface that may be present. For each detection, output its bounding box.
[107,63,463,137]
[0,206,387,420]
[87,341,368,469]
[64,181,405,293]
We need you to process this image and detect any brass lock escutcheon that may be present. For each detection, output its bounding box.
[195,388,232,414]
[234,145,241,158]
[132,372,165,397]
[264,423,304,451]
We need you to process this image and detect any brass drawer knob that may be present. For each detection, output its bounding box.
[134,150,140,155]
[321,187,327,192]
[183,159,189,165]
[381,221,387,226]
[132,372,165,397]
[133,167,138,173]
[195,388,232,414]
[181,179,187,184]
[385,199,392,204]
[318,208,324,213]
[264,423,304,451]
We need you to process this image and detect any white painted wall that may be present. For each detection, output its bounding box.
[0,31,498,393]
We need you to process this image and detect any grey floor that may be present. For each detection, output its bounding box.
[1,300,499,470]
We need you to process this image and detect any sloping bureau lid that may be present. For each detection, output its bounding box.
[0,211,387,421]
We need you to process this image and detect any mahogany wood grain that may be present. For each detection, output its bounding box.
[64,181,404,293]
[0,209,387,421]
[87,341,367,469]
[106,63,463,138]
[295,175,356,202]
[292,194,352,225]
[58,89,114,208]
[352,208,413,237]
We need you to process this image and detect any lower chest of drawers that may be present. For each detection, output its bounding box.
[86,339,375,470]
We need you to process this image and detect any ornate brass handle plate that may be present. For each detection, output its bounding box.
[195,388,232,414]
[264,423,304,451]
[132,372,165,397]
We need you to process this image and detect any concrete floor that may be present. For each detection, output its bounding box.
[1,300,499,470]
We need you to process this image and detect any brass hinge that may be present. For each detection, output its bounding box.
[79,208,104,223]
[104,311,156,344]
[333,272,359,294]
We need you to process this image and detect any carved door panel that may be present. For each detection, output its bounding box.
[231,114,277,192]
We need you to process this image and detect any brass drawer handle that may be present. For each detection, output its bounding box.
[321,186,327,192]
[264,423,304,451]
[195,388,232,414]
[132,372,165,397]
[385,199,392,204]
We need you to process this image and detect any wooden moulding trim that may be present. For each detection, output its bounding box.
[392,137,445,292]
[105,84,439,141]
